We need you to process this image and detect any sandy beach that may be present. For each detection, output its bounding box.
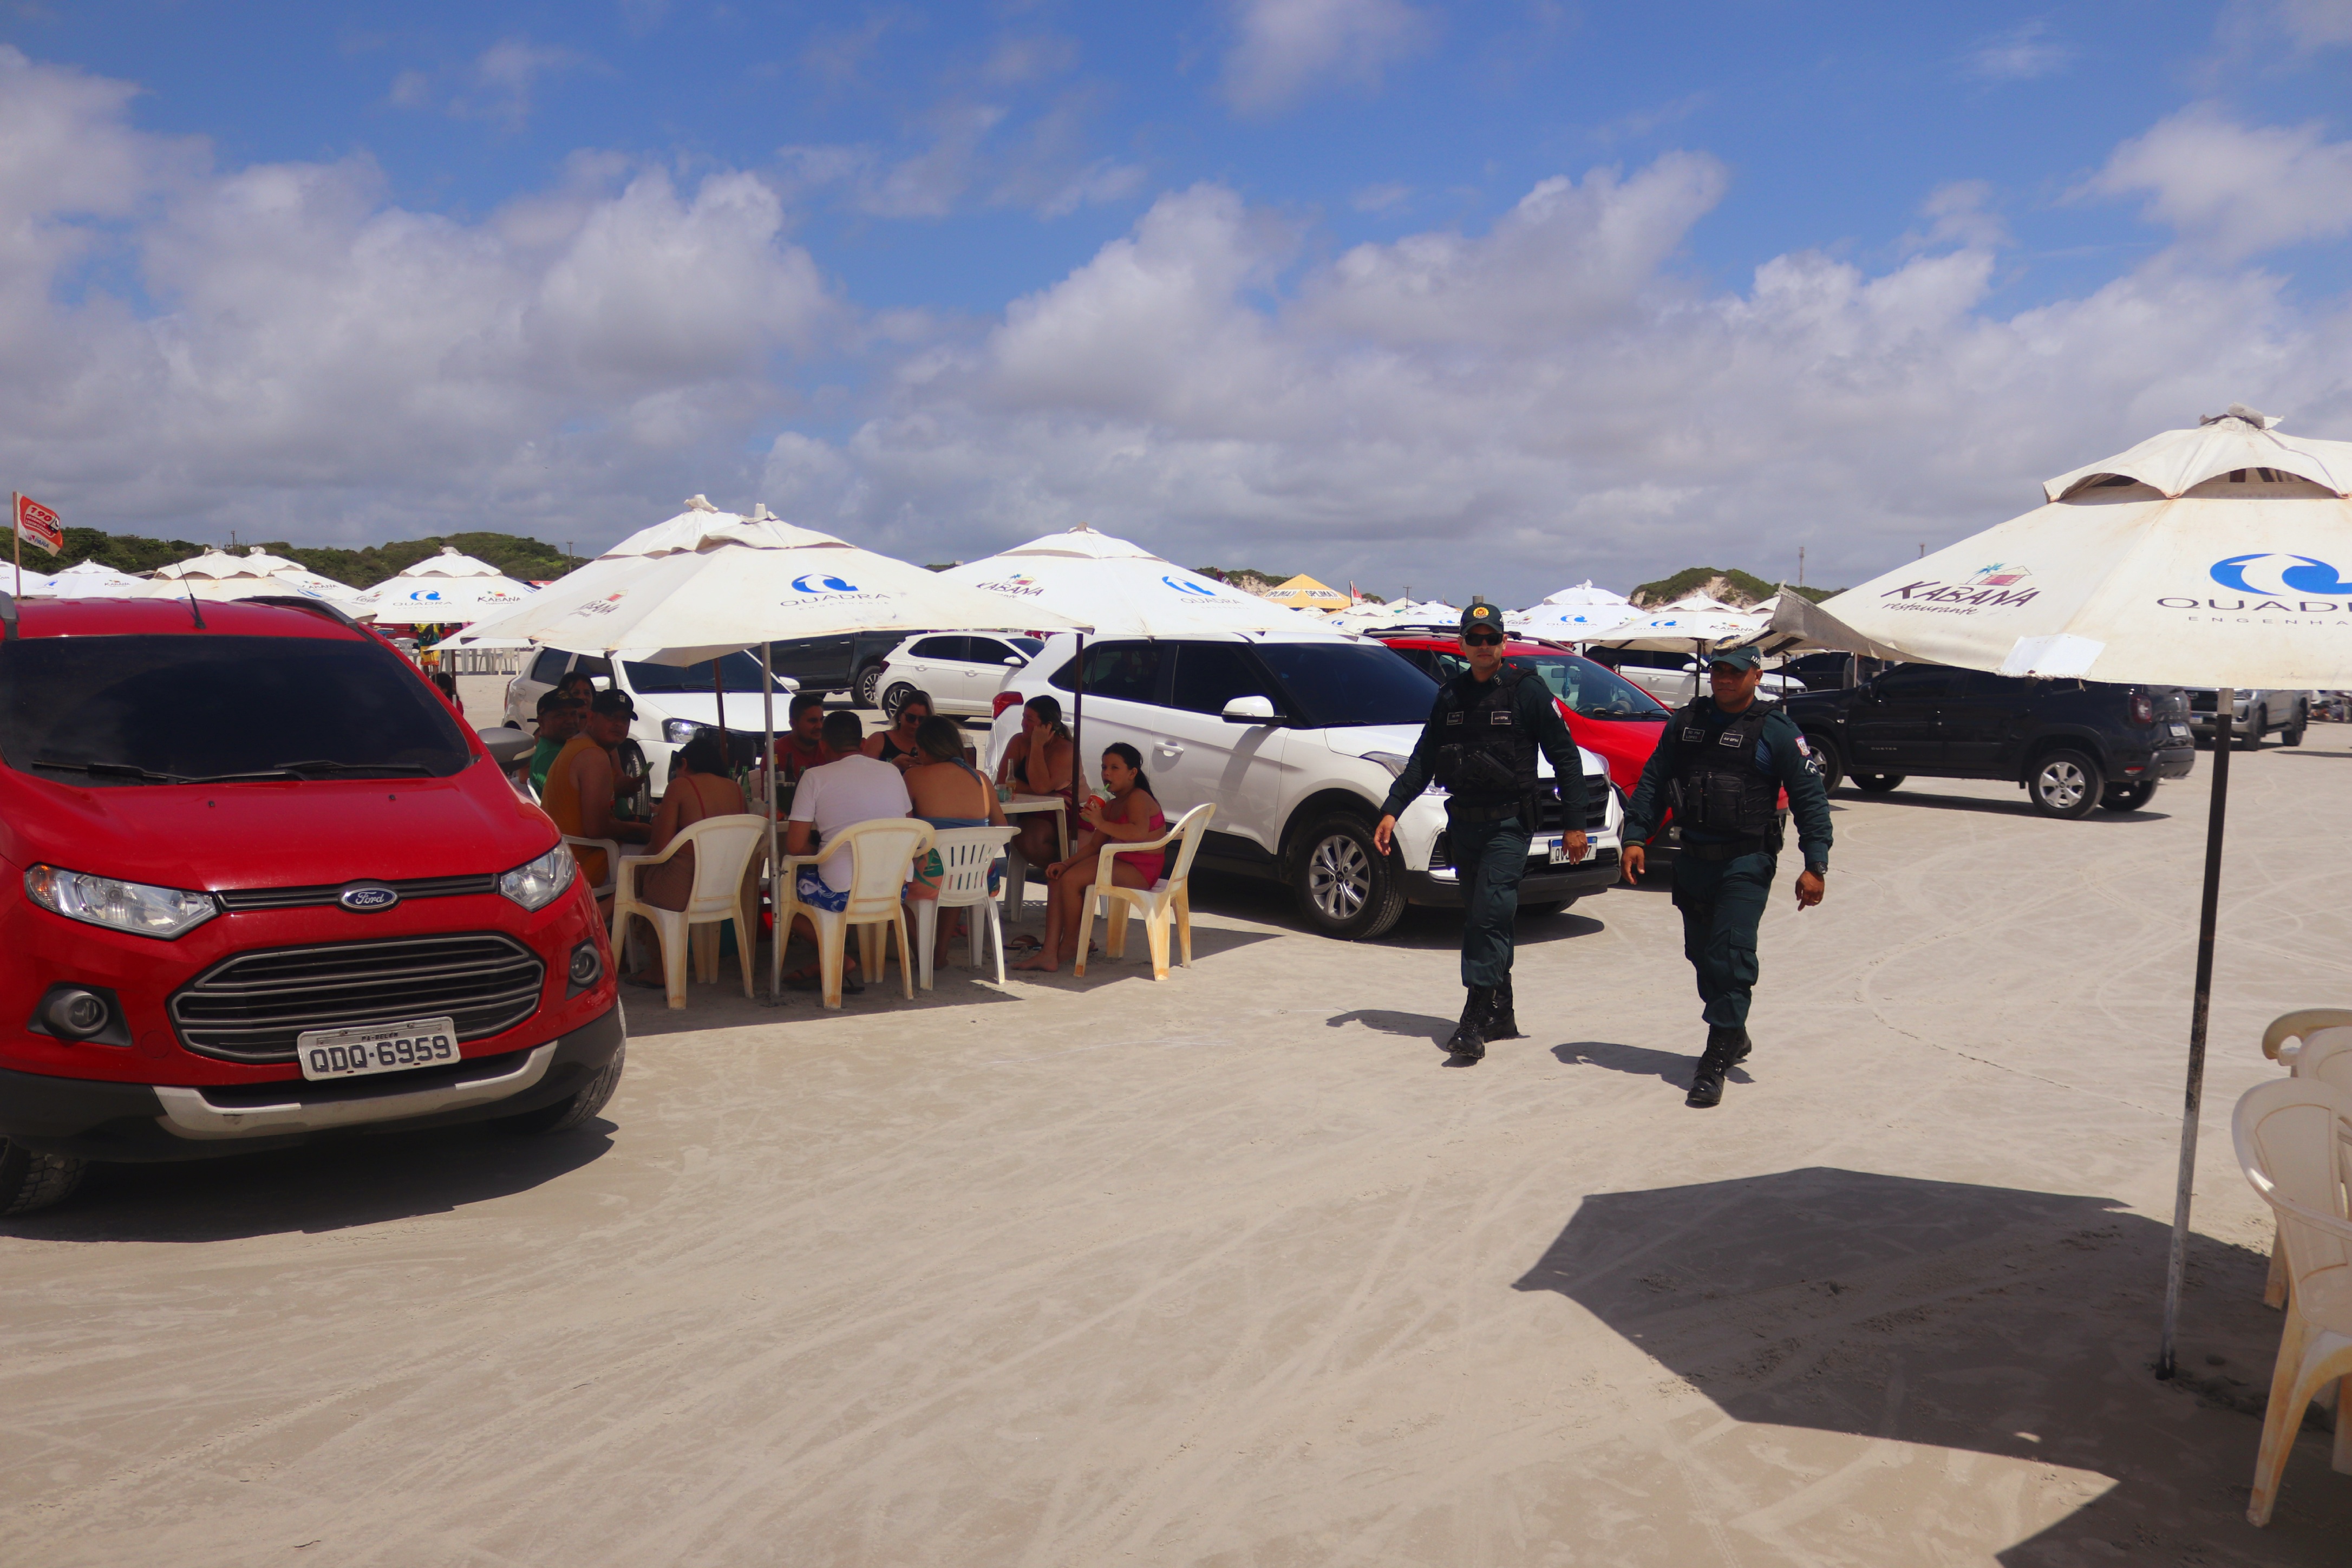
[4,724,2349,1565]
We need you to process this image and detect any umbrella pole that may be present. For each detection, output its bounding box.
[2158,687,2233,1380]
[713,662,727,763]
[1072,632,1086,802]
[762,642,782,1005]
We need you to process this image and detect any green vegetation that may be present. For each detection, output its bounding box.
[40,528,577,589]
[1190,566,1288,594]
[1629,566,1778,606]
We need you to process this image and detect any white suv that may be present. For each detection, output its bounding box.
[873,632,1043,716]
[984,632,1622,940]
[501,646,797,794]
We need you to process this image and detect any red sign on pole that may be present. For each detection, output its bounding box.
[12,493,61,556]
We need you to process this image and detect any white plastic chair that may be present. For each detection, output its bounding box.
[778,819,935,1009]
[610,814,771,1010]
[2259,1011,2352,1307]
[2232,1077,2352,1525]
[1074,803,1215,981]
[563,835,622,900]
[914,825,1016,990]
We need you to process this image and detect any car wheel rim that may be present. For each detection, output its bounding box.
[2039,761,2086,808]
[1306,833,1370,922]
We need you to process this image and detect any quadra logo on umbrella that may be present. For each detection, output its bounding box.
[2208,553,2352,595]
[1162,576,1218,596]
[780,572,889,607]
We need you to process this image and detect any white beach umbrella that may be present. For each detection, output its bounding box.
[149,546,360,603]
[1588,605,1767,652]
[1515,600,1646,641]
[1538,579,1633,610]
[1758,404,2352,1376]
[461,497,1082,999]
[43,560,148,597]
[348,546,538,623]
[939,525,1329,638]
[4,567,60,597]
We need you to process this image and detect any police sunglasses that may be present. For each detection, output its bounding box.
[1462,631,1505,646]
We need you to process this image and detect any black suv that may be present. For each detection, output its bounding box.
[766,630,922,706]
[1781,664,2196,819]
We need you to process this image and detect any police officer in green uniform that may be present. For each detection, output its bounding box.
[1620,645,1831,1107]
[1373,600,1592,1062]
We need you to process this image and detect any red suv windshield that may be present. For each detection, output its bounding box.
[1419,646,1666,720]
[0,633,474,786]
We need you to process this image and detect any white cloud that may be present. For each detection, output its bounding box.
[1963,19,2073,81]
[1221,0,1430,115]
[1351,181,1411,213]
[782,95,1143,221]
[765,154,2352,594]
[2088,103,2352,259]
[387,39,587,130]
[2262,0,2352,48]
[0,48,831,543]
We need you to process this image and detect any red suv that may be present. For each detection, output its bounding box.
[0,595,624,1214]
[1377,632,1670,792]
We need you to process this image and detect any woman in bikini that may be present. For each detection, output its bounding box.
[863,690,933,773]
[1013,742,1166,975]
[903,715,1009,968]
[622,728,747,989]
[996,694,1075,872]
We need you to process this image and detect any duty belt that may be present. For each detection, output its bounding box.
[1446,799,1525,825]
[1681,834,1774,862]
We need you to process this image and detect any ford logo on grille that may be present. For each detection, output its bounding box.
[338,884,400,912]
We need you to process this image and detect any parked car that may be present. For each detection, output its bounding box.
[1780,664,2196,819]
[502,646,798,794]
[2184,689,2309,749]
[871,632,1044,716]
[1376,633,1669,793]
[982,632,1624,940]
[1776,651,1892,693]
[760,630,920,707]
[1584,645,1801,707]
[0,595,624,1215]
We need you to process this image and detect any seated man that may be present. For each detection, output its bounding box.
[522,689,583,797]
[541,689,651,900]
[773,691,834,783]
[782,709,912,989]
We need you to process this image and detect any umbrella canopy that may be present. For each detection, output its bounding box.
[1262,573,1350,612]
[1768,408,2352,685]
[1514,599,1645,641]
[349,546,538,623]
[458,498,1072,663]
[1759,404,2352,1380]
[42,560,148,597]
[1589,604,1767,652]
[939,525,1332,639]
[4,569,60,596]
[1538,579,1633,609]
[149,546,360,603]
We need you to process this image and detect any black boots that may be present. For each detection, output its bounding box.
[1685,1025,1751,1108]
[1485,976,1523,1041]
[1448,986,1494,1061]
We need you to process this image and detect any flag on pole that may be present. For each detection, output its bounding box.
[12,493,61,556]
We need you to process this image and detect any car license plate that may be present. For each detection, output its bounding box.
[1544,837,1581,866]
[2170,723,2190,737]
[296,1017,460,1081]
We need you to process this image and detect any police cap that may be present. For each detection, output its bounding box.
[1706,645,1763,671]
[1458,602,1504,637]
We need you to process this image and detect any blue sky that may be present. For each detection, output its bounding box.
[1,1,2348,595]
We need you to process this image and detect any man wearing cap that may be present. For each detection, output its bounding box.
[1620,645,1831,1108]
[1374,599,1591,1062]
[541,688,652,900]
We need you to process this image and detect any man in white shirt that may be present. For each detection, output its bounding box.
[786,710,913,913]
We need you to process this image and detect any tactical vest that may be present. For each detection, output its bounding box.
[1668,700,1780,837]
[1434,667,1540,809]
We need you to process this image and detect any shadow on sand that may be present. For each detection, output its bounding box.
[1,1119,614,1244]
[1513,1167,2351,1561]
[1551,1038,1750,1088]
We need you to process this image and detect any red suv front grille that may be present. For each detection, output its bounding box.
[167,933,546,1063]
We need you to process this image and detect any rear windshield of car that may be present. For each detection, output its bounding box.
[0,634,474,787]
[1422,649,1667,719]
[1255,642,1439,728]
[621,651,793,694]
